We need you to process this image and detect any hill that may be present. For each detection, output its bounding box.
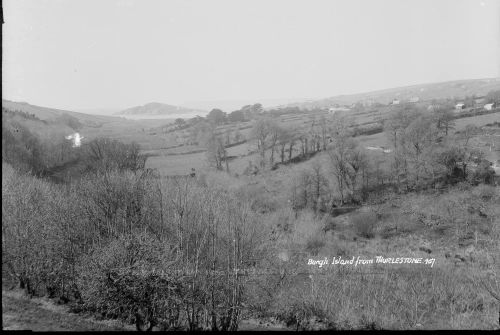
[115,102,205,116]
[281,78,500,109]
[2,100,121,127]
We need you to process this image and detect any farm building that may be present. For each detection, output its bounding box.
[455,103,465,111]
[328,106,350,114]
[409,97,420,103]
[484,103,496,111]
[391,99,400,105]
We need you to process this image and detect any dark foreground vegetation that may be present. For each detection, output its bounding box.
[2,99,500,330]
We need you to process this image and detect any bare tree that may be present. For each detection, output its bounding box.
[288,136,296,161]
[318,115,331,151]
[327,135,353,205]
[250,118,272,168]
[400,115,439,188]
[277,127,293,163]
[310,161,329,212]
[267,121,281,166]
[460,124,481,147]
[433,104,455,136]
[206,134,228,171]
[84,138,147,173]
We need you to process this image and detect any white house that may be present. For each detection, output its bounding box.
[409,97,420,103]
[392,99,400,105]
[455,103,465,111]
[65,133,84,148]
[328,106,350,114]
[484,103,495,111]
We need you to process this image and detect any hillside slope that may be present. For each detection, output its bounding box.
[283,78,500,109]
[2,100,122,126]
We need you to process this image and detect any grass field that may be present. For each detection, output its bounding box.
[2,289,130,331]
[142,111,499,177]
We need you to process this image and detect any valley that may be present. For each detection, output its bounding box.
[3,78,500,330]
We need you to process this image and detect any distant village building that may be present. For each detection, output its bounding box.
[484,103,496,111]
[409,97,420,103]
[455,103,465,111]
[328,106,350,114]
[391,99,400,105]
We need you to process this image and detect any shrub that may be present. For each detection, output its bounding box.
[351,212,377,238]
[234,184,280,214]
[305,235,326,256]
[290,211,326,245]
[76,233,184,329]
[468,161,495,185]
[81,138,147,173]
[271,288,327,330]
[472,184,497,201]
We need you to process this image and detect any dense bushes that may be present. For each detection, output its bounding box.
[81,138,147,174]
[274,266,497,330]
[2,165,80,297]
[351,212,377,238]
[76,233,183,329]
[2,162,268,330]
[3,166,499,329]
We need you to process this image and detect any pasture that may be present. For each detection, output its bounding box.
[140,110,499,178]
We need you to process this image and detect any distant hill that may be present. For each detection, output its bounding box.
[280,78,500,109]
[116,102,205,116]
[2,99,121,126]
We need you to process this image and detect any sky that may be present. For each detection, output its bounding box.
[3,0,500,111]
